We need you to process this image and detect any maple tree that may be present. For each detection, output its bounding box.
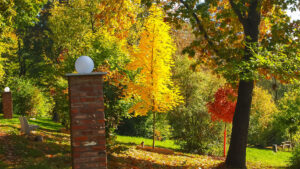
[207,86,237,157]
[207,86,237,123]
[153,0,300,167]
[47,0,141,130]
[125,4,182,149]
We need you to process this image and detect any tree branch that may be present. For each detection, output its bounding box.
[229,0,246,25]
[179,0,221,57]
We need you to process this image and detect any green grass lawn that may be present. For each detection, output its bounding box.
[246,147,292,168]
[0,114,64,133]
[116,135,180,150]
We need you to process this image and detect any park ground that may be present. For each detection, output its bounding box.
[0,115,292,169]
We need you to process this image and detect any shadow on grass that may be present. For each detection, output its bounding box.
[108,154,187,169]
[0,133,71,169]
[0,124,20,130]
[29,120,63,132]
[210,161,287,169]
[108,154,223,169]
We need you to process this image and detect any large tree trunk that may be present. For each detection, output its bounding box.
[225,80,254,168]
[226,1,260,168]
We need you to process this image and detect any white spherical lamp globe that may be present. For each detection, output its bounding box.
[75,56,94,73]
[4,87,10,92]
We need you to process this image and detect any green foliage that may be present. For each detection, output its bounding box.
[117,116,149,137]
[117,113,172,140]
[144,113,172,141]
[290,145,300,169]
[49,1,130,73]
[168,56,225,155]
[104,80,132,147]
[7,77,53,117]
[49,1,134,133]
[51,77,69,128]
[248,86,278,146]
[276,89,300,143]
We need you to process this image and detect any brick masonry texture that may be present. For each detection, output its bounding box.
[68,74,106,169]
[2,92,13,119]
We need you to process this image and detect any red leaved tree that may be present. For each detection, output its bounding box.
[207,86,237,157]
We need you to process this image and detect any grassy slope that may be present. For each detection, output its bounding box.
[246,147,292,168]
[0,114,71,169]
[0,115,293,168]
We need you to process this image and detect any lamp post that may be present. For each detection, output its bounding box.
[2,87,13,119]
[66,56,107,169]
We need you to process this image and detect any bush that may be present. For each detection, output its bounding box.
[7,78,53,117]
[169,56,225,155]
[117,113,172,141]
[290,145,300,169]
[51,77,69,128]
[276,90,300,144]
[248,86,278,146]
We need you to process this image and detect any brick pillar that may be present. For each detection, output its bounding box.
[66,72,107,169]
[2,92,13,119]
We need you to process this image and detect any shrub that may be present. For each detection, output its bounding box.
[117,113,172,141]
[248,86,278,146]
[169,56,225,155]
[276,90,300,144]
[290,144,300,169]
[7,78,53,117]
[51,77,69,128]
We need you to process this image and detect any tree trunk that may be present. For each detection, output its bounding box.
[52,111,60,122]
[225,80,254,168]
[226,1,260,167]
[152,111,156,149]
[18,39,23,77]
[224,123,227,157]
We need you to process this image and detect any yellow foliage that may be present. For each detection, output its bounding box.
[251,86,278,129]
[125,5,182,115]
[96,0,141,39]
[0,19,17,81]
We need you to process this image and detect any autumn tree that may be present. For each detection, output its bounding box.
[147,0,300,167]
[207,86,237,157]
[0,0,45,81]
[208,86,237,123]
[47,0,142,131]
[125,5,182,149]
[0,0,16,81]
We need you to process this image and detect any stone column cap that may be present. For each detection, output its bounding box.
[66,72,107,77]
